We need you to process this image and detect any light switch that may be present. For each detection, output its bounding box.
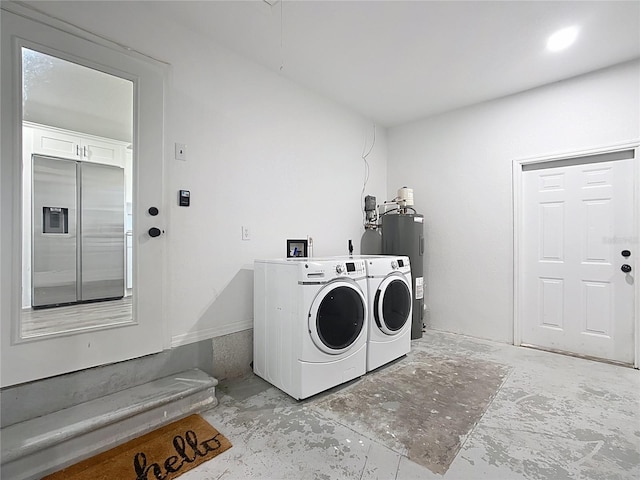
[175,143,187,161]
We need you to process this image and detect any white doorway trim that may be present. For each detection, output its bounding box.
[1,3,171,386]
[513,140,640,368]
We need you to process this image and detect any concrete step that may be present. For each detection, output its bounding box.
[0,368,218,480]
[1,340,215,429]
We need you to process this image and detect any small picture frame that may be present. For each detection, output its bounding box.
[287,239,308,258]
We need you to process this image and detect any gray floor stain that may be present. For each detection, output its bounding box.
[310,350,510,475]
[188,330,639,480]
[476,428,639,480]
[579,384,625,403]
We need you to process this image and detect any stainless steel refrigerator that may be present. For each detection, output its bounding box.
[32,154,125,308]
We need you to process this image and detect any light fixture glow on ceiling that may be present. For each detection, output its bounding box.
[546,26,579,52]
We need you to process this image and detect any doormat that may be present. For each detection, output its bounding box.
[44,414,232,480]
[311,350,510,475]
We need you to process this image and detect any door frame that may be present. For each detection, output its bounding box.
[512,140,640,368]
[1,3,170,386]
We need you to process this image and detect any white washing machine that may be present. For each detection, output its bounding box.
[362,255,412,372]
[253,257,368,400]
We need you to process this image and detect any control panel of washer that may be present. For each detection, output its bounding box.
[302,259,366,280]
[336,260,366,276]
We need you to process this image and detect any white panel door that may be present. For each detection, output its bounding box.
[521,156,636,364]
[1,9,166,386]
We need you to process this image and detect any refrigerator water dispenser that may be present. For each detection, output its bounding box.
[42,207,69,234]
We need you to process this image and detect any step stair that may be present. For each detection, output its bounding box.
[0,368,218,480]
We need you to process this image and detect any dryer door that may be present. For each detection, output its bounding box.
[374,275,411,335]
[309,281,366,355]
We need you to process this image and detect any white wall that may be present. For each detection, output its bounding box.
[19,3,387,346]
[165,44,387,344]
[387,60,640,343]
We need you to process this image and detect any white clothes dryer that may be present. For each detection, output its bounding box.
[253,257,368,400]
[362,255,412,372]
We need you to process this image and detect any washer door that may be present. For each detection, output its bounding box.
[374,275,411,335]
[309,281,366,355]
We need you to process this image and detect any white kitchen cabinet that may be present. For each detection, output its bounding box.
[124,148,133,206]
[83,138,122,166]
[30,126,81,160]
[126,231,133,291]
[25,122,127,167]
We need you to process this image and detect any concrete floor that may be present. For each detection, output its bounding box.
[183,330,640,480]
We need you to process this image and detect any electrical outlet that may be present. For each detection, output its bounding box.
[242,226,250,241]
[175,143,187,161]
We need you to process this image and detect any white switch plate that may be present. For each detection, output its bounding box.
[175,143,187,161]
[242,226,250,241]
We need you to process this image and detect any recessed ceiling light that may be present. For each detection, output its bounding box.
[547,26,579,52]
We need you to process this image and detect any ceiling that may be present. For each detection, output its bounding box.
[22,47,133,141]
[15,1,640,129]
[148,0,640,127]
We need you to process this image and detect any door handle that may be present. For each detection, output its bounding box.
[148,227,162,238]
[621,264,632,273]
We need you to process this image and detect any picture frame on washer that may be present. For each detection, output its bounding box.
[287,239,308,258]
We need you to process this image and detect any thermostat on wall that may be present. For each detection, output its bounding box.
[179,190,190,206]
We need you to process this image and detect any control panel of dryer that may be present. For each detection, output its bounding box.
[300,259,366,281]
[337,261,366,276]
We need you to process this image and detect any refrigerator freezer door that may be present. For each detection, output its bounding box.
[32,156,78,307]
[80,162,125,301]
